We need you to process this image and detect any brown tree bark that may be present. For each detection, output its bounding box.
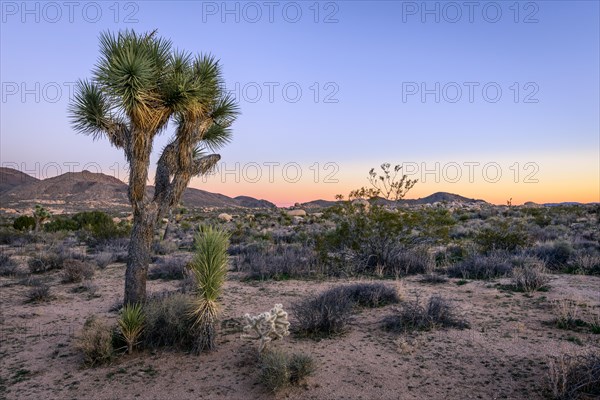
[124,207,156,305]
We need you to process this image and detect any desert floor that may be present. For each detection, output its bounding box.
[1,259,599,400]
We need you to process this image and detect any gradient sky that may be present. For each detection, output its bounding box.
[1,1,599,206]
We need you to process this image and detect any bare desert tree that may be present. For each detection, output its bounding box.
[70,30,238,305]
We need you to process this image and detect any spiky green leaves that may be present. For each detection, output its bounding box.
[118,303,145,354]
[188,225,230,352]
[190,225,230,304]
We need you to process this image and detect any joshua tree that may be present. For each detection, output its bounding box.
[70,30,238,305]
[32,205,51,232]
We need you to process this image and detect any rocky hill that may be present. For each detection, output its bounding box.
[0,168,275,213]
[0,167,40,194]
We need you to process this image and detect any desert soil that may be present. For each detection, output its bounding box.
[1,259,599,400]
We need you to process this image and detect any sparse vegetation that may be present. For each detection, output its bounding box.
[383,294,468,333]
[142,293,196,350]
[76,316,114,367]
[548,352,600,400]
[0,253,18,276]
[148,255,190,280]
[25,280,51,303]
[61,260,95,283]
[258,349,316,392]
[292,286,355,337]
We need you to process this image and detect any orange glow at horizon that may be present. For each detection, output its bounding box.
[188,154,599,207]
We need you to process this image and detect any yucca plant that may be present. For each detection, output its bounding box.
[189,225,230,352]
[118,303,145,354]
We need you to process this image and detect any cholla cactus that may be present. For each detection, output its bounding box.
[242,304,290,353]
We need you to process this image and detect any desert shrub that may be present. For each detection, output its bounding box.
[447,251,512,279]
[510,257,549,292]
[73,211,130,244]
[61,259,95,283]
[94,251,116,269]
[26,280,51,303]
[13,215,36,231]
[189,225,230,352]
[259,350,291,392]
[0,253,18,276]
[28,251,66,273]
[553,300,583,330]
[292,287,354,337]
[97,238,129,262]
[316,204,419,276]
[118,303,145,354]
[533,241,574,271]
[258,350,316,392]
[548,352,600,400]
[342,282,401,308]
[43,217,79,232]
[148,255,190,280]
[288,353,316,384]
[474,222,530,253]
[382,294,468,333]
[434,244,467,266]
[76,316,114,367]
[419,273,449,284]
[570,253,600,275]
[142,292,196,350]
[152,240,179,255]
[388,246,435,276]
[234,243,319,280]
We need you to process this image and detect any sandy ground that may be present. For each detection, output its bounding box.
[1,261,599,400]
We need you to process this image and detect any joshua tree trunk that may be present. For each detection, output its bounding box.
[162,209,173,242]
[124,207,156,305]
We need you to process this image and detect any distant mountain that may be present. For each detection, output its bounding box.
[301,199,339,209]
[0,167,40,194]
[234,196,276,209]
[542,202,583,207]
[300,192,487,210]
[0,168,278,213]
[405,192,487,205]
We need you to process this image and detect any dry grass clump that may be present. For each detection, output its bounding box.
[148,255,190,280]
[511,257,550,292]
[28,250,66,273]
[447,251,512,280]
[61,259,95,283]
[292,286,354,337]
[548,352,600,399]
[94,251,116,269]
[25,279,52,303]
[258,350,316,392]
[76,316,114,367]
[142,292,197,350]
[0,253,19,276]
[382,294,469,333]
[292,283,399,338]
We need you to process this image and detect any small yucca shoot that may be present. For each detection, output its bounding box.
[118,303,145,354]
[189,225,230,352]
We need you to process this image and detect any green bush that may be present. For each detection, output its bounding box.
[44,217,79,232]
[13,215,35,231]
[474,222,530,253]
